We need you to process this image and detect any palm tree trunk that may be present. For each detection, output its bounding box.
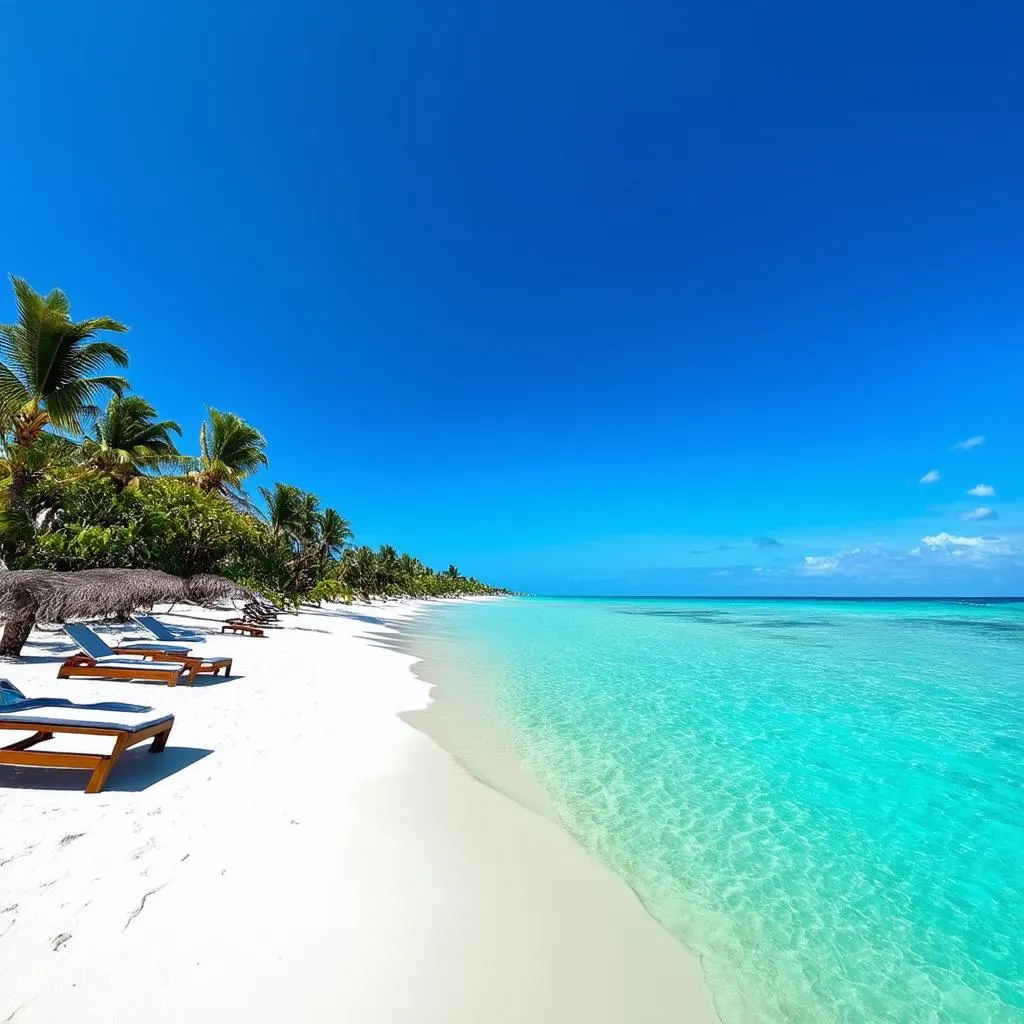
[0,616,35,657]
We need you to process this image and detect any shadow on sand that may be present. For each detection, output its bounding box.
[0,745,213,793]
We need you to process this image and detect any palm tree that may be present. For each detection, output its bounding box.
[342,545,379,600]
[0,276,129,448]
[446,563,461,580]
[80,395,184,488]
[376,544,401,594]
[190,408,268,502]
[398,552,422,579]
[259,482,305,542]
[319,508,352,559]
[296,491,322,545]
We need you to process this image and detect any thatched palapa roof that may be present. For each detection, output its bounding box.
[187,574,279,616]
[0,568,259,624]
[184,573,252,606]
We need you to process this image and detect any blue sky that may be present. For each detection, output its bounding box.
[3,0,1023,595]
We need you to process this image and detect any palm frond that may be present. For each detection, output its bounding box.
[65,340,130,374]
[0,277,130,444]
[193,408,268,496]
[41,287,71,319]
[0,363,31,419]
[81,393,187,485]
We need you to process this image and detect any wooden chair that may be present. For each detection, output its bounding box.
[222,620,265,637]
[0,685,174,794]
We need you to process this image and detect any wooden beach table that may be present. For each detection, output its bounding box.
[0,695,174,794]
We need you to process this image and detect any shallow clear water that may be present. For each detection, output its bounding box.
[411,598,1024,1023]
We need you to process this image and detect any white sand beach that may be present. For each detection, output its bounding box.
[0,601,718,1024]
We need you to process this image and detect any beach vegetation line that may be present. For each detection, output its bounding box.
[0,276,506,605]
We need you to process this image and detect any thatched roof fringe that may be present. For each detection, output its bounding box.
[0,569,262,624]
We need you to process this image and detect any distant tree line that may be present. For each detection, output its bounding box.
[0,275,507,605]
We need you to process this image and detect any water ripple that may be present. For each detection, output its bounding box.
[428,599,1024,1024]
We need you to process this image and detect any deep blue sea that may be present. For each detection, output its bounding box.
[411,597,1024,1023]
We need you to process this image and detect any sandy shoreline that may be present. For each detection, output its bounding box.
[0,600,718,1023]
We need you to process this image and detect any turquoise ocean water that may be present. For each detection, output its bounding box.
[409,598,1024,1023]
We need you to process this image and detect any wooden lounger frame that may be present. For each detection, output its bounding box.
[222,620,265,637]
[0,717,173,793]
[243,604,280,623]
[58,654,194,686]
[112,646,233,680]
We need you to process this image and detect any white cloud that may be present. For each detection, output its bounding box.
[794,545,909,578]
[799,555,840,575]
[919,469,941,484]
[917,528,1019,569]
[967,483,995,497]
[963,507,998,522]
[795,547,891,576]
[952,436,984,451]
[711,569,734,577]
[793,533,1020,579]
[918,533,1013,563]
[920,532,989,548]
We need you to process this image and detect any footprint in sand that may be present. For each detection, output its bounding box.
[131,839,156,861]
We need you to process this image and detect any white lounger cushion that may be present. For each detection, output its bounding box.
[116,643,192,653]
[112,646,229,662]
[82,658,187,671]
[0,706,174,733]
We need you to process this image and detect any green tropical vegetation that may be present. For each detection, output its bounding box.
[0,276,506,604]
[190,407,268,502]
[81,395,185,487]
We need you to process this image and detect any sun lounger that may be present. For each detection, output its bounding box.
[59,624,227,685]
[115,645,233,678]
[243,602,281,624]
[62,622,233,683]
[132,614,206,644]
[0,680,173,793]
[58,652,194,686]
[222,620,265,637]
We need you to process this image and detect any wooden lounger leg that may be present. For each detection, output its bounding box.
[150,726,171,754]
[85,734,130,794]
[2,730,55,752]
